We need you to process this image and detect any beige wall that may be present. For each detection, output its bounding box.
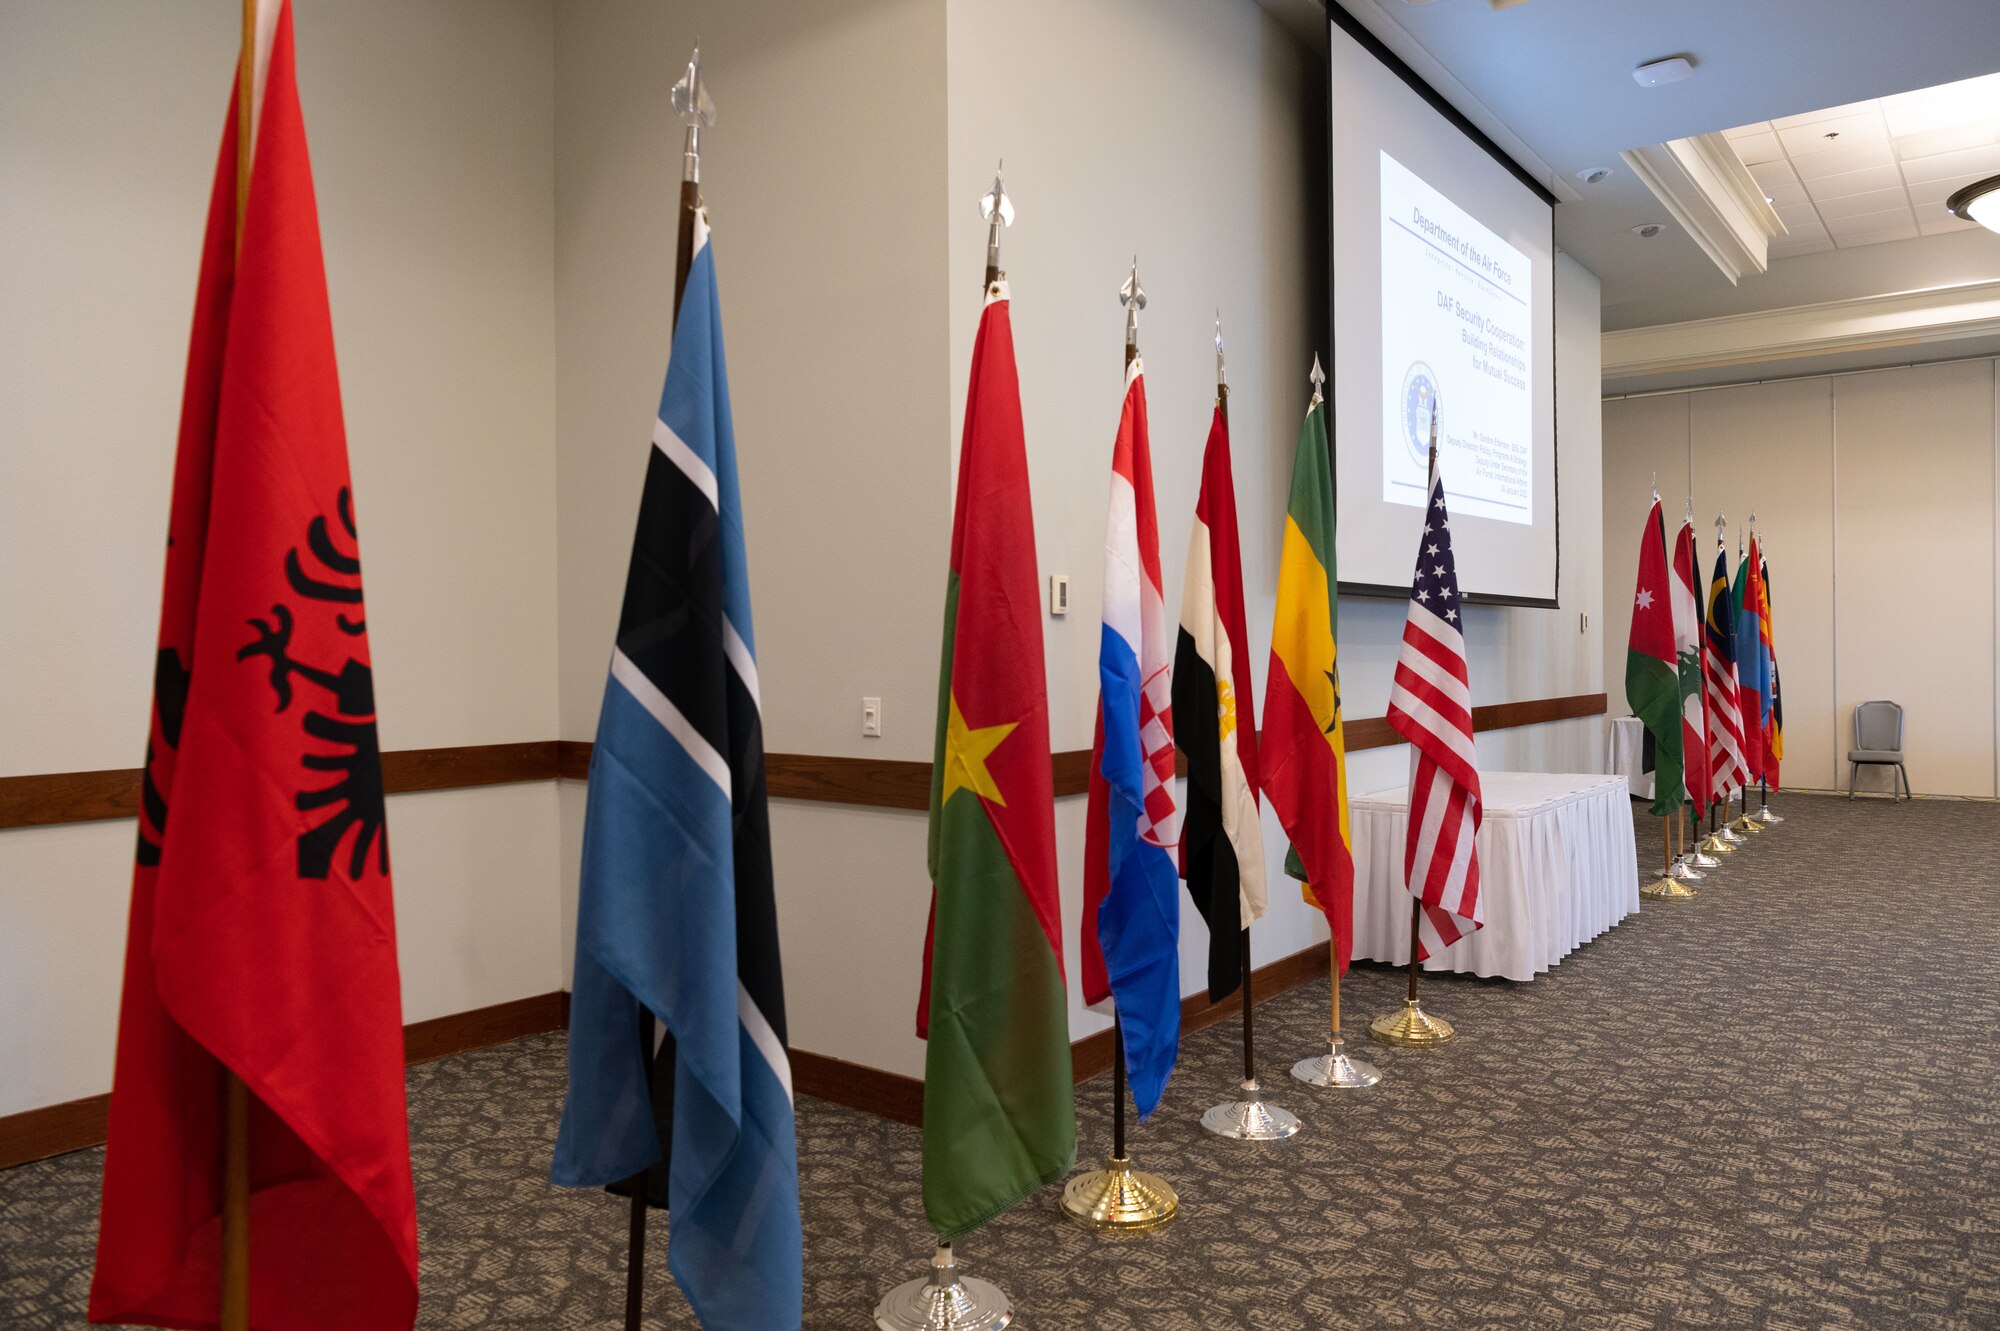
[1603,359,2000,797]
[0,0,566,1116]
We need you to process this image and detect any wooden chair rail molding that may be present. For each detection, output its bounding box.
[1,991,569,1170]
[1,694,1605,828]
[4,942,1342,1166]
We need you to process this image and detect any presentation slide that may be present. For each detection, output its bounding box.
[1327,13,1559,605]
[1379,152,1533,526]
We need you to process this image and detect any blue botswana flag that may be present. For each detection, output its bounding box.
[552,211,801,1330]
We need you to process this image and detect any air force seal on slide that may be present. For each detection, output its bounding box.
[1401,362,1438,465]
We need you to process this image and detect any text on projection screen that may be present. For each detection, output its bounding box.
[1380,151,1532,526]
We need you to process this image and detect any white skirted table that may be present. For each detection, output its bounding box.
[1606,715,1653,800]
[1350,772,1641,982]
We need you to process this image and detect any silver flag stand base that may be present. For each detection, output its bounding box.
[1754,803,1783,825]
[1688,846,1722,869]
[875,1243,1012,1331]
[1200,1078,1301,1140]
[1291,1036,1381,1089]
[1716,823,1747,846]
[1669,856,1705,884]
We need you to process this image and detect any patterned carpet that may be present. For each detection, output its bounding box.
[4,793,1997,1329]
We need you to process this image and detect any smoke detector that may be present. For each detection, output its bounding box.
[1633,57,1695,88]
[1632,223,1665,239]
[1576,166,1614,185]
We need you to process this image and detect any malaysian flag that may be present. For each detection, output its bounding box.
[1384,426,1483,960]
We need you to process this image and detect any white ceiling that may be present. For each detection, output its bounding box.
[1320,0,2000,328]
[1726,73,2000,257]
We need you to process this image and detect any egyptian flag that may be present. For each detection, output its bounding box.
[1262,382,1356,969]
[92,6,418,1326]
[551,204,801,1328]
[1703,546,1749,801]
[1172,398,1266,1003]
[915,277,1074,1238]
[1760,554,1784,786]
[1626,499,1683,818]
[1669,518,1712,812]
[1081,357,1181,1120]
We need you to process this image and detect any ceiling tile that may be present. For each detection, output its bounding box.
[1893,124,1997,161]
[1729,130,1785,165]
[1906,175,1965,206]
[1763,180,1811,208]
[1916,206,1981,236]
[1787,138,1897,178]
[1826,207,1919,245]
[1777,113,1889,159]
[1722,121,1773,141]
[1774,202,1824,232]
[1881,73,2000,137]
[1815,186,1915,221]
[1768,235,1836,259]
[1803,164,1906,201]
[1773,100,1883,131]
[1748,159,1799,189]
[1899,142,2000,185]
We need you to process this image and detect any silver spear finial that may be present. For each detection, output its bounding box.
[1309,353,1326,406]
[979,162,1013,289]
[1215,311,1226,392]
[671,47,717,184]
[1714,512,1727,548]
[1121,257,1146,364]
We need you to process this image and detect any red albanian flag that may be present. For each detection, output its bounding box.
[90,6,418,1328]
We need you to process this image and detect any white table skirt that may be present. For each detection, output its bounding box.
[1350,772,1641,982]
[1607,715,1652,800]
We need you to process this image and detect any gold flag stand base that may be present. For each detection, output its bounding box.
[1368,998,1456,1047]
[1059,1155,1177,1231]
[1698,831,1735,856]
[1199,1079,1301,1140]
[875,1243,1012,1331]
[1641,874,1698,900]
[1731,814,1764,834]
[1291,1035,1381,1089]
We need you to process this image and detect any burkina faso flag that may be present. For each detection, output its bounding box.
[914,278,1075,1239]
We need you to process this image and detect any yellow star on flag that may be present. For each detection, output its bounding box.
[943,693,1016,806]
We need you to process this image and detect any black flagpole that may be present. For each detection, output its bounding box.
[623,49,711,1331]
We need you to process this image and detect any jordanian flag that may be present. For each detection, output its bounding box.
[1626,498,1683,817]
[1172,396,1266,1003]
[1262,379,1355,968]
[916,278,1074,1238]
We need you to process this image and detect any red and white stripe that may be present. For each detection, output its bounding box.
[1104,359,1178,848]
[1703,592,1748,803]
[1384,481,1482,961]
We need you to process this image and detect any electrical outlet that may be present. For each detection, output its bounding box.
[1050,574,1070,617]
[861,697,882,738]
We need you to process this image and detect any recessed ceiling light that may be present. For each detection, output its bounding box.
[1633,57,1694,88]
[1947,174,2000,234]
[1576,166,1614,184]
[1632,223,1665,238]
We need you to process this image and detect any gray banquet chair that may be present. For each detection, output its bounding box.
[1847,700,1910,801]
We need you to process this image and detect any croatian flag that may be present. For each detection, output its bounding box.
[1082,357,1182,1119]
[552,211,802,1330]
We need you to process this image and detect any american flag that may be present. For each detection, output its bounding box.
[1384,434,1483,960]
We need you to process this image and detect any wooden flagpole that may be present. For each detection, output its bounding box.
[220,5,259,1329]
